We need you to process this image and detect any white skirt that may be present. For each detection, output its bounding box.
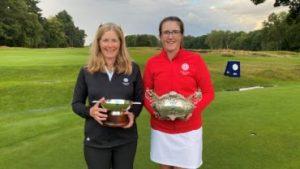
[150,127,203,169]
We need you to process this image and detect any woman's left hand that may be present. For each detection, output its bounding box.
[122,111,135,129]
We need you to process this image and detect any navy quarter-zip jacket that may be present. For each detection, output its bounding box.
[72,62,143,148]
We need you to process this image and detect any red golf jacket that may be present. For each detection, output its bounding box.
[143,48,215,134]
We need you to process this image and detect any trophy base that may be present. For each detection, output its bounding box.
[103,111,129,127]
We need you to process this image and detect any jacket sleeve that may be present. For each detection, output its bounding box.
[128,63,144,118]
[143,60,156,116]
[193,56,215,115]
[71,67,91,119]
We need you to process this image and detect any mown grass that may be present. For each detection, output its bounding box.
[0,47,299,169]
[202,84,300,169]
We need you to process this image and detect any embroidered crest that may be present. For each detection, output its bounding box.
[181,63,189,71]
[122,78,130,86]
[180,63,190,75]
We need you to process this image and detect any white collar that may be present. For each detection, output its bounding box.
[104,66,114,81]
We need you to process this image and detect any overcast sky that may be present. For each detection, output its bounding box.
[37,0,288,45]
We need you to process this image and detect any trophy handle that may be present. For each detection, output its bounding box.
[125,104,131,111]
[145,89,158,103]
[188,90,202,105]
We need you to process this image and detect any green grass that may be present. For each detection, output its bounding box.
[0,47,300,169]
[202,84,300,169]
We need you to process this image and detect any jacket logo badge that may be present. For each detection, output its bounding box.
[122,78,129,86]
[181,63,189,71]
[181,63,190,75]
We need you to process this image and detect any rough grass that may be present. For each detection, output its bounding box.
[0,47,300,169]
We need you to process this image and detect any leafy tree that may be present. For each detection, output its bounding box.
[183,35,195,49]
[136,34,151,47]
[246,30,263,50]
[22,11,43,47]
[183,35,208,49]
[227,31,245,49]
[126,34,158,47]
[193,35,209,49]
[73,27,86,47]
[229,32,246,50]
[251,0,300,22]
[285,22,300,50]
[261,12,288,50]
[148,35,159,47]
[205,30,227,49]
[0,0,42,47]
[43,17,67,47]
[125,35,137,47]
[56,10,86,47]
[25,0,43,22]
[0,1,85,47]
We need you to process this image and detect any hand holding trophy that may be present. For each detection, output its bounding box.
[89,98,108,125]
[92,99,141,127]
[145,89,202,121]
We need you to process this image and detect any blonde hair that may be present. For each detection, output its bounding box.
[87,23,132,74]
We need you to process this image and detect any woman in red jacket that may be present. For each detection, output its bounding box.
[143,16,215,169]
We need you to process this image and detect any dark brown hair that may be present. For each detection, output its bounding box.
[159,16,184,36]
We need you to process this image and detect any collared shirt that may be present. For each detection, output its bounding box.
[72,62,143,148]
[104,66,114,81]
[143,48,214,134]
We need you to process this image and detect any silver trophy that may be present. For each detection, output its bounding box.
[93,99,141,127]
[146,90,202,120]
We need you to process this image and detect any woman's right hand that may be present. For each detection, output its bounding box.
[89,97,108,125]
[154,111,160,119]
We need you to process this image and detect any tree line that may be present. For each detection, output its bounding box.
[0,0,85,48]
[1,0,298,50]
[127,0,299,51]
[203,12,299,51]
[125,34,159,47]
[126,12,299,51]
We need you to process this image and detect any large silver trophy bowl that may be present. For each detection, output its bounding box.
[93,99,141,127]
[146,90,202,120]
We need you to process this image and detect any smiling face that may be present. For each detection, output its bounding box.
[99,30,120,61]
[160,21,183,55]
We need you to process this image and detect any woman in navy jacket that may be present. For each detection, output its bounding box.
[72,23,143,169]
